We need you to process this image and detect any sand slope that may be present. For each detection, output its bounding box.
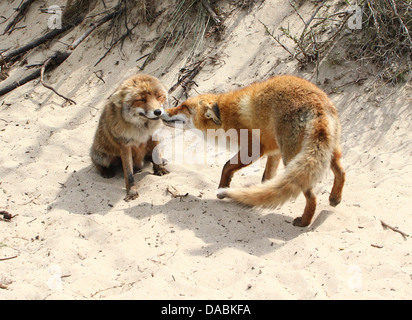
[0,0,411,299]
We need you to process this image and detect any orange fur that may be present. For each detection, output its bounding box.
[162,75,345,226]
[91,74,169,201]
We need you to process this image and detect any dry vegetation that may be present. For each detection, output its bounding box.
[351,0,412,83]
[0,0,410,100]
[0,0,262,100]
[264,0,411,84]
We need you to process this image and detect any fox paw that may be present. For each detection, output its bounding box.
[292,217,310,227]
[101,167,116,179]
[329,195,341,207]
[154,166,169,176]
[124,188,139,202]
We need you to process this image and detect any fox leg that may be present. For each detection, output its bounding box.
[93,161,116,178]
[293,189,316,227]
[261,152,281,182]
[120,146,139,201]
[329,148,345,207]
[132,144,145,173]
[146,138,169,176]
[218,149,262,190]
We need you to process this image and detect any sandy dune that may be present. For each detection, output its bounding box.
[0,0,411,299]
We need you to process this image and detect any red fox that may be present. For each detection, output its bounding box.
[161,75,345,227]
[90,74,169,201]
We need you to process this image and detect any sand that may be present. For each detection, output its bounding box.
[0,0,411,299]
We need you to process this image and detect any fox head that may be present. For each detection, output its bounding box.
[110,74,168,124]
[161,94,222,131]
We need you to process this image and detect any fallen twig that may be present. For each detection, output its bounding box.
[380,220,410,239]
[90,281,136,298]
[40,55,76,105]
[371,244,383,249]
[258,20,304,64]
[167,186,189,201]
[0,255,19,261]
[3,0,36,35]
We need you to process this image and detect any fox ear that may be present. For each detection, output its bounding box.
[204,103,221,125]
[109,88,126,108]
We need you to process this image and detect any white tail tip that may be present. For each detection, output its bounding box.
[216,188,228,199]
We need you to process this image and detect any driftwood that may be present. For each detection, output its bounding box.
[1,17,83,64]
[0,68,42,97]
[0,8,119,98]
[0,51,71,97]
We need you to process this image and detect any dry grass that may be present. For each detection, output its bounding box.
[350,0,412,83]
[268,0,411,84]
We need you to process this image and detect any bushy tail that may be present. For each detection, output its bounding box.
[217,115,335,208]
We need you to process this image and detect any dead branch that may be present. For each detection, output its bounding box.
[1,17,83,63]
[168,59,204,94]
[0,51,71,98]
[298,0,327,44]
[70,7,122,50]
[0,68,41,96]
[168,59,205,107]
[354,0,411,83]
[3,0,35,35]
[258,19,304,64]
[40,55,76,105]
[388,0,412,50]
[94,19,139,67]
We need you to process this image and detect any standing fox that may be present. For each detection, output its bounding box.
[161,75,345,227]
[90,74,169,201]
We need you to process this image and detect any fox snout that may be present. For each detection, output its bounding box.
[139,106,164,120]
[161,111,188,127]
[161,104,193,128]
